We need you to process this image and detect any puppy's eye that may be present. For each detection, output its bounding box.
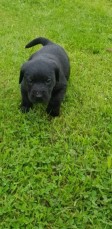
[46,78,51,84]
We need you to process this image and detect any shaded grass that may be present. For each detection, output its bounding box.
[0,0,112,228]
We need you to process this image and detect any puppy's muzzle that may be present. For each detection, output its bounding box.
[31,90,43,102]
[29,89,50,103]
[36,91,42,98]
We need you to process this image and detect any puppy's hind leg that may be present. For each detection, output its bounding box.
[20,88,33,113]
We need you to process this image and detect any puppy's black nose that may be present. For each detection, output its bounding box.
[36,92,42,98]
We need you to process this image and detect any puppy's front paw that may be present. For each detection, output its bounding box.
[50,109,60,117]
[46,105,60,117]
[20,105,31,113]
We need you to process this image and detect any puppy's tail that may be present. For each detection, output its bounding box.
[25,37,53,48]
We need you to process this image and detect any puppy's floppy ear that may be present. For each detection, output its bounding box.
[55,67,59,82]
[19,68,24,84]
[19,62,27,84]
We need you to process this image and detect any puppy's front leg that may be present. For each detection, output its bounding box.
[46,86,66,117]
[20,88,33,113]
[46,101,61,117]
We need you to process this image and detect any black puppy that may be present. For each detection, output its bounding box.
[19,37,70,116]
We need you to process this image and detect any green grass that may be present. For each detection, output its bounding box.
[0,0,112,228]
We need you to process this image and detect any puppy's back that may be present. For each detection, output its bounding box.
[25,37,70,80]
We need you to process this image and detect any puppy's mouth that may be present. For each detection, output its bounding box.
[28,91,51,104]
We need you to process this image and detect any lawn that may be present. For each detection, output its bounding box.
[0,0,112,228]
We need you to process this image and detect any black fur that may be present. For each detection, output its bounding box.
[19,37,70,116]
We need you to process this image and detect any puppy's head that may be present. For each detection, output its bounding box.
[19,60,59,104]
